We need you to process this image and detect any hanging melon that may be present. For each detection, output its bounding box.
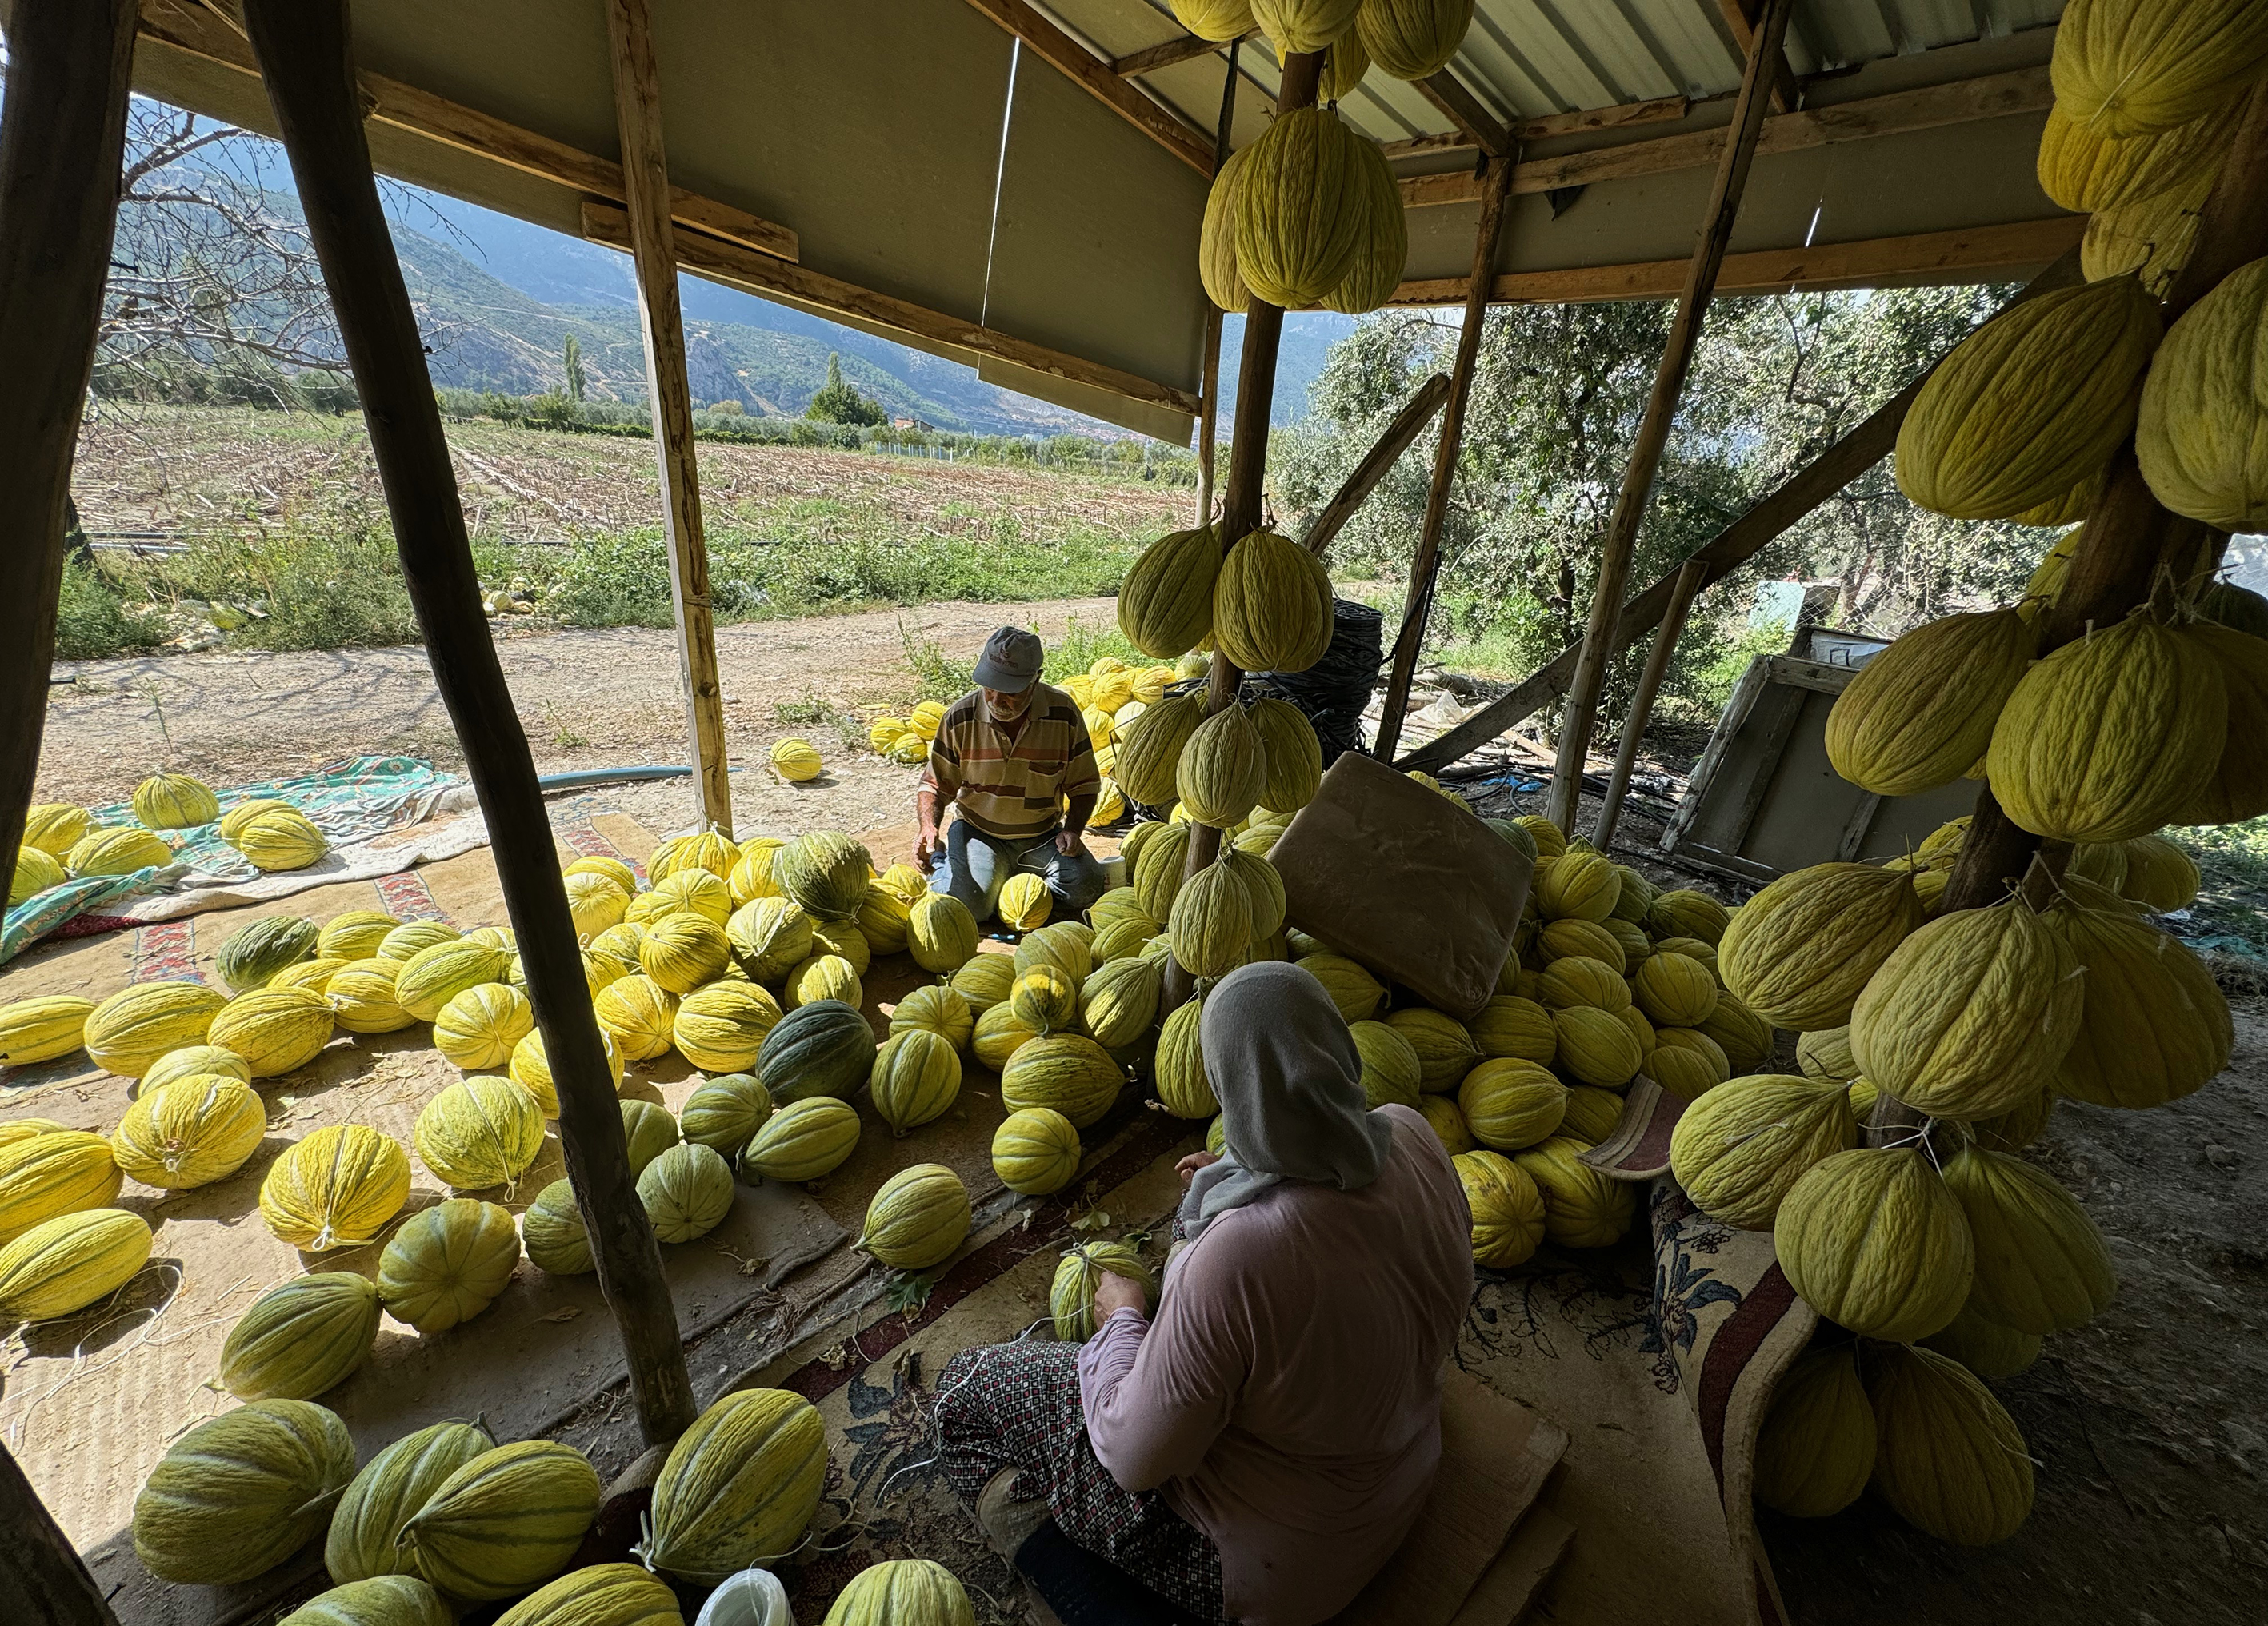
[1233,105,1370,308]
[1321,134,1406,315]
[1895,275,2164,520]
[1121,525,1224,655]
[2050,0,2268,138]
[2136,255,2268,533]
[1824,610,2036,796]
[1214,529,1332,674]
[1357,0,1474,82]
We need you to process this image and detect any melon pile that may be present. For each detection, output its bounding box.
[130,1382,834,1612]
[10,776,330,905]
[1187,0,1478,314]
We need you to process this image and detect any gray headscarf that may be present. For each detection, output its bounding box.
[1179,961,1395,1240]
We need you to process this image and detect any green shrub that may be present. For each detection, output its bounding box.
[54,561,166,661]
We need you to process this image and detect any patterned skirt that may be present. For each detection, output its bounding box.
[934,1339,1226,1623]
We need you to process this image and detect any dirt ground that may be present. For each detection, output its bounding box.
[35,596,1119,851]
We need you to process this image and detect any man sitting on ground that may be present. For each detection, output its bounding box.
[916,625,1108,924]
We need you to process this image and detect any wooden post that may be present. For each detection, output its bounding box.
[1193,42,1238,527]
[1590,558,1708,846]
[1542,0,1795,830]
[1195,306,1223,523]
[240,0,698,1444]
[1398,247,2083,775]
[1877,79,2268,1150]
[0,1440,115,1626]
[606,0,733,837]
[1370,153,1516,761]
[0,0,137,926]
[1162,46,1324,1011]
[1301,373,1451,555]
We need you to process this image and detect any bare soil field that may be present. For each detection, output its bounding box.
[71,406,1189,546]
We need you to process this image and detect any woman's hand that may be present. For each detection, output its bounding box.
[1175,1150,1219,1189]
[1093,1269,1148,1323]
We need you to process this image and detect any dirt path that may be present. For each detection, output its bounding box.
[38,596,1118,841]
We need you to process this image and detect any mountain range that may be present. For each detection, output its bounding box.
[395,190,1353,440]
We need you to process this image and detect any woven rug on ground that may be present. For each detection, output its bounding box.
[3,756,466,962]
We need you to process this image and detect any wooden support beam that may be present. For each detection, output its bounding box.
[1196,306,1224,524]
[137,0,799,261]
[582,202,1202,420]
[1418,71,1511,156]
[1716,0,1802,114]
[1590,559,1708,846]
[1395,66,2053,209]
[1923,80,2268,1001]
[1378,94,1689,159]
[1162,47,1326,1013]
[959,0,1218,174]
[1394,247,2082,776]
[1544,0,1794,831]
[0,1439,115,1626]
[239,0,698,1446]
[1386,217,2086,309]
[0,0,138,955]
[1114,27,1256,77]
[1300,373,1452,557]
[605,0,733,837]
[1194,36,1239,526]
[1373,154,1517,762]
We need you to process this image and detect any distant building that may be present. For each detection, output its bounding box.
[890,415,934,432]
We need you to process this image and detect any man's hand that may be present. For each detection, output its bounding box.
[1054,827,1087,858]
[1175,1150,1219,1189]
[1093,1268,1148,1323]
[914,825,939,870]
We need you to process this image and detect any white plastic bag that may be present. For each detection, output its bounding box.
[697,1566,794,1626]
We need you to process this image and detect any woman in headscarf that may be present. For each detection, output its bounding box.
[935,960,1474,1626]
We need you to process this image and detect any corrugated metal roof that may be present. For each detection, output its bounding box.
[1081,0,2070,147]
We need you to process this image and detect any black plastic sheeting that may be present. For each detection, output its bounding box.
[1246,598,1382,769]
[1125,600,1385,821]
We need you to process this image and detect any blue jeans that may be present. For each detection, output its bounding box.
[934,820,1109,925]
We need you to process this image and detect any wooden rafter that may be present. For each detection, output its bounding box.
[1716,0,1802,113]
[581,202,1202,420]
[958,0,1217,174]
[1379,95,1692,160]
[1397,65,2054,209]
[1114,27,1255,77]
[1418,70,1511,156]
[1385,217,2087,308]
[138,0,799,260]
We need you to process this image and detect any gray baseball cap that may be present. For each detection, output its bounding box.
[972,626,1044,692]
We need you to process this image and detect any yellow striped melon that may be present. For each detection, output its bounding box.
[1051,1240,1154,1342]
[112,1074,265,1189]
[1777,1147,1974,1342]
[888,984,974,1053]
[521,1180,595,1276]
[822,1559,976,1626]
[494,1564,682,1626]
[856,1162,970,1270]
[220,1272,382,1400]
[398,1440,602,1601]
[210,985,337,1077]
[0,1129,123,1244]
[378,1197,520,1332]
[84,979,227,1077]
[1719,862,1922,1030]
[638,1142,736,1243]
[595,973,679,1061]
[261,1125,411,1251]
[0,993,95,1066]
[640,1387,826,1582]
[2050,0,2268,138]
[1865,1344,2034,1544]
[1002,1033,1125,1127]
[907,893,978,974]
[327,1417,497,1584]
[1754,1347,1874,1519]
[68,825,174,876]
[0,1206,151,1320]
[134,1398,357,1584]
[673,980,783,1073]
[1454,1149,1545,1268]
[1510,1136,1634,1248]
[738,1096,862,1184]
[282,1575,453,1626]
[993,1107,1082,1195]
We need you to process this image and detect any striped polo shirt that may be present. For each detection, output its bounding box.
[922,682,1101,841]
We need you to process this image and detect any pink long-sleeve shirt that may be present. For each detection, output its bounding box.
[1077,1105,1474,1626]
